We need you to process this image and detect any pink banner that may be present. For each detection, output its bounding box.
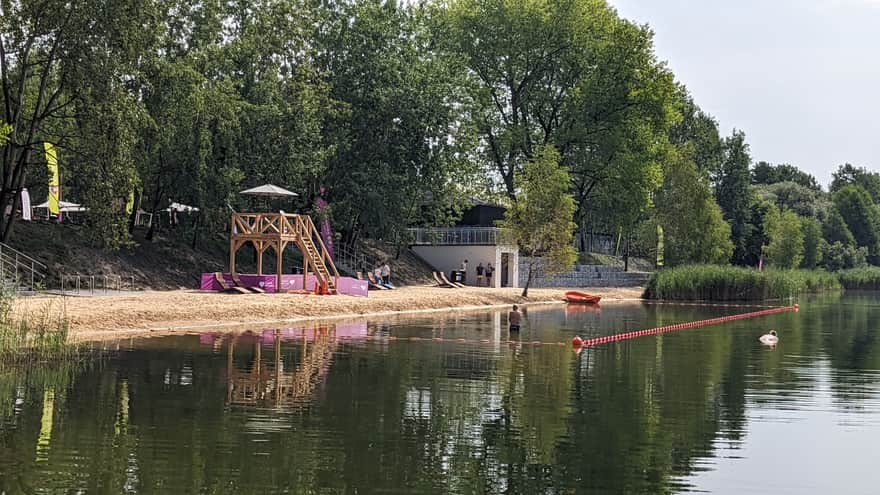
[200,273,368,296]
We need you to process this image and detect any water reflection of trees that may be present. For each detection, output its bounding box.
[3,297,880,493]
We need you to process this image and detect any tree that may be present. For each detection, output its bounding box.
[753,181,820,218]
[652,147,732,266]
[823,206,856,246]
[498,146,577,297]
[715,130,752,264]
[800,216,823,269]
[832,184,880,261]
[820,241,868,271]
[763,207,804,269]
[318,1,478,244]
[441,0,676,235]
[0,0,159,241]
[668,93,723,175]
[751,162,820,191]
[831,164,880,202]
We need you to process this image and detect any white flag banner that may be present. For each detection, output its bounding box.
[21,188,31,221]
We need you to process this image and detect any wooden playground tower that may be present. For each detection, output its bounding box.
[229,212,339,293]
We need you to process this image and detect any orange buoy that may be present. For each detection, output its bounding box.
[572,336,584,348]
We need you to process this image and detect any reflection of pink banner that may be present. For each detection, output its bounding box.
[197,323,370,347]
[335,321,368,338]
[199,273,368,296]
[258,322,368,343]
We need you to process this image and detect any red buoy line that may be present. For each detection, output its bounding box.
[328,304,801,350]
[571,304,799,349]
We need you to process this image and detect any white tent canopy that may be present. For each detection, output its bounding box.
[34,200,87,212]
[239,184,298,197]
[164,202,199,212]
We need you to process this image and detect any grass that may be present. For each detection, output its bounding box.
[643,265,841,301]
[0,284,74,362]
[836,267,880,290]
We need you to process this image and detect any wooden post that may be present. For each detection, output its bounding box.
[276,239,283,293]
[256,241,263,275]
[229,239,237,275]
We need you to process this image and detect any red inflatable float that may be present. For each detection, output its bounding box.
[565,290,601,305]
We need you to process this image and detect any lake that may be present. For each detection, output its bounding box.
[1,293,879,494]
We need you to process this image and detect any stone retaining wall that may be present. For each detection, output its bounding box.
[518,258,650,288]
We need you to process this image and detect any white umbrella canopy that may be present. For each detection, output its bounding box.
[239,184,298,197]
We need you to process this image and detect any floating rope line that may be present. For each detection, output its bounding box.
[331,305,800,349]
[572,304,799,348]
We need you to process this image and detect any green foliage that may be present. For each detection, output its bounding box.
[801,216,823,269]
[643,265,840,301]
[0,121,10,146]
[498,146,577,296]
[837,266,880,289]
[831,163,880,202]
[441,0,676,233]
[319,1,478,243]
[752,162,820,191]
[823,206,857,246]
[832,184,880,260]
[715,130,753,264]
[819,241,868,271]
[763,207,804,269]
[754,181,821,218]
[652,148,732,266]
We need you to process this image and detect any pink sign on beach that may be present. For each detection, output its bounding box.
[200,273,368,297]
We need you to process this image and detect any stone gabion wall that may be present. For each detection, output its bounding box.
[518,258,651,288]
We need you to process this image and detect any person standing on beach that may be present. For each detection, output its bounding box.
[380,262,391,285]
[485,263,494,288]
[476,262,485,287]
[508,305,522,332]
[460,259,468,284]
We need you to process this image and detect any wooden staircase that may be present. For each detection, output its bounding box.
[296,219,337,293]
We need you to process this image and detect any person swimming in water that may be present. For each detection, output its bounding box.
[508,305,522,332]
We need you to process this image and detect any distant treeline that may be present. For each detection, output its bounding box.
[0,1,876,271]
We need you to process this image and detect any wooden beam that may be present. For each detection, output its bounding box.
[256,240,263,275]
[229,238,237,274]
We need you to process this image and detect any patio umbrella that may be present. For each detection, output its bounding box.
[239,184,298,197]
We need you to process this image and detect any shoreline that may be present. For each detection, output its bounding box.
[14,286,644,343]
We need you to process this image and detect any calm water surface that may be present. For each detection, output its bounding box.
[1,293,880,494]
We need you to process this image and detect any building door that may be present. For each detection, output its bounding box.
[501,253,510,287]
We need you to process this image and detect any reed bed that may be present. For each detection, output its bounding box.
[0,286,74,362]
[644,265,841,301]
[836,267,880,290]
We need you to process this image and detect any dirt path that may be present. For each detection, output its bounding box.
[14,286,644,341]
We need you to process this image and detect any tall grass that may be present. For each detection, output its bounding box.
[837,267,880,290]
[643,265,841,301]
[0,285,73,362]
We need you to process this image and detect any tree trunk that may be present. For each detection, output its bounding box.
[521,262,534,298]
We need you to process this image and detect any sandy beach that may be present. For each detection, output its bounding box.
[14,286,643,341]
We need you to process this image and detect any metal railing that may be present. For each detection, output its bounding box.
[60,274,137,295]
[0,242,48,290]
[407,227,504,246]
[334,243,380,276]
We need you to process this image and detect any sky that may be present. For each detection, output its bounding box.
[608,0,880,187]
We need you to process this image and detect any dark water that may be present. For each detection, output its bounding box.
[1,293,880,494]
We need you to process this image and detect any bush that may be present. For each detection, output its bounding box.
[837,267,880,290]
[643,264,841,301]
[819,241,868,271]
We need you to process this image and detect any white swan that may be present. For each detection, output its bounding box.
[759,330,778,345]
